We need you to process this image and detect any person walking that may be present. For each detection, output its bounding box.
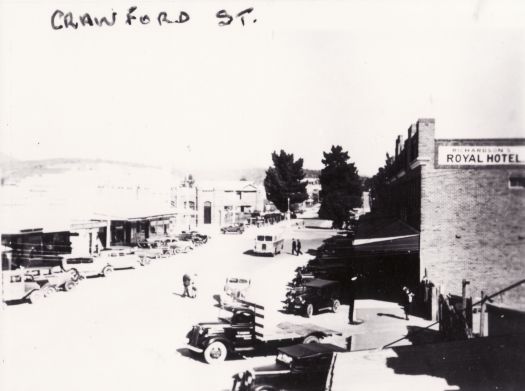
[401,286,414,320]
[182,273,191,297]
[296,239,303,256]
[346,272,358,324]
[291,239,297,255]
[190,274,198,298]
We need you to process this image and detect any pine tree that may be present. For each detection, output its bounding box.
[319,146,362,228]
[264,150,308,213]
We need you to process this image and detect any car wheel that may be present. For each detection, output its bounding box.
[43,286,56,297]
[203,341,228,364]
[102,266,113,277]
[305,303,314,318]
[141,258,151,266]
[303,335,320,344]
[332,299,341,313]
[64,280,76,292]
[28,290,44,304]
[70,268,80,280]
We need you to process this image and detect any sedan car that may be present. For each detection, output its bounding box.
[221,224,245,234]
[219,276,251,307]
[231,343,346,391]
[288,278,342,318]
[96,247,144,271]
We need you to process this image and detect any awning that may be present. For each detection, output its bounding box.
[304,278,340,288]
[353,234,419,255]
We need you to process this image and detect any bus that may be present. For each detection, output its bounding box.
[254,233,284,256]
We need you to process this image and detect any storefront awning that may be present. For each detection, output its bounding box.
[353,234,419,255]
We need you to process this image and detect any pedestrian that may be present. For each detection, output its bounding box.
[401,286,414,320]
[190,274,198,298]
[291,239,297,255]
[296,239,303,256]
[182,273,191,297]
[346,272,358,324]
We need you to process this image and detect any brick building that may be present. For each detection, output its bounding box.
[368,118,524,306]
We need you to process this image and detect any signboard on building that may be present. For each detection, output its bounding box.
[437,145,525,167]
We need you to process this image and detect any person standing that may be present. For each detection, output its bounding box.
[401,286,414,320]
[346,272,358,324]
[190,274,198,298]
[291,239,297,255]
[296,239,303,256]
[182,273,191,297]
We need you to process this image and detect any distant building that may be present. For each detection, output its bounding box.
[366,118,524,307]
[302,177,321,206]
[194,180,265,226]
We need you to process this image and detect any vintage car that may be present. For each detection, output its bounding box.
[180,231,210,245]
[24,266,78,293]
[96,247,144,270]
[231,343,346,391]
[133,241,165,260]
[2,270,45,304]
[221,224,245,234]
[59,255,111,278]
[164,237,194,254]
[219,276,251,307]
[288,278,342,318]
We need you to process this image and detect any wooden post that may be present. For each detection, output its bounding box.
[479,291,485,337]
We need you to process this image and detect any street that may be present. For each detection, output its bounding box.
[1,223,343,391]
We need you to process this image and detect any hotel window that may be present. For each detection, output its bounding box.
[509,176,525,189]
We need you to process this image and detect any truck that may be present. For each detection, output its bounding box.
[185,300,342,364]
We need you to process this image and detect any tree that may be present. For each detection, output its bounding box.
[366,153,394,213]
[264,150,308,213]
[318,146,362,228]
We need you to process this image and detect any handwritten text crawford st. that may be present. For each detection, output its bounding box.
[50,7,256,30]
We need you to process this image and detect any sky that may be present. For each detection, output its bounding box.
[1,0,524,176]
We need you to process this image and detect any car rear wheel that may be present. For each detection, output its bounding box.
[204,341,228,364]
[43,286,56,297]
[303,335,320,344]
[102,266,113,277]
[305,303,314,318]
[64,280,76,292]
[332,299,341,313]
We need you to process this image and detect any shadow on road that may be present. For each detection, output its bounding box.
[242,250,274,257]
[377,312,406,321]
[387,333,525,391]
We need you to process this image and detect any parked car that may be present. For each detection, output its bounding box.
[164,237,194,254]
[231,343,346,391]
[96,247,144,270]
[24,266,78,294]
[146,239,171,256]
[59,255,111,279]
[287,278,342,317]
[221,224,245,234]
[133,241,164,260]
[219,276,251,307]
[2,270,45,304]
[181,231,210,245]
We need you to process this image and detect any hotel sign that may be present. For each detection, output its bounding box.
[437,145,525,167]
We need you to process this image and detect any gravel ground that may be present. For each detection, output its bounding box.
[1,223,339,391]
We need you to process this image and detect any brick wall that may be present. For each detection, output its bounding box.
[420,136,525,305]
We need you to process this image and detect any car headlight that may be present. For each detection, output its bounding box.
[243,370,255,386]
